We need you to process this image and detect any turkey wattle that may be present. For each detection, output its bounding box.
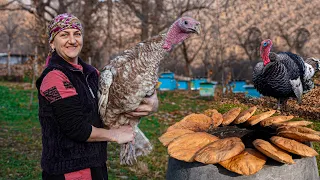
[252,39,319,110]
[98,17,200,165]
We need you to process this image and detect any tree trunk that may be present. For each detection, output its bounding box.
[7,44,11,76]
[140,0,149,41]
[29,46,37,109]
[31,46,37,89]
[150,0,163,36]
[106,0,113,65]
[183,62,193,77]
[181,42,192,77]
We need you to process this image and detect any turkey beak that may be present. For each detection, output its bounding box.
[189,23,201,34]
[194,23,201,34]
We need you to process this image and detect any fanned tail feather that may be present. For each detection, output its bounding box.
[305,57,320,72]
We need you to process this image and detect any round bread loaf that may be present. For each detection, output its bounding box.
[260,115,294,127]
[194,137,245,164]
[270,136,318,157]
[222,107,242,126]
[219,148,267,175]
[278,131,320,142]
[168,132,219,162]
[233,106,257,124]
[247,110,276,125]
[159,129,194,146]
[253,139,294,164]
[166,113,212,132]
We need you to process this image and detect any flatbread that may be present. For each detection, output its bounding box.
[194,137,245,164]
[168,132,219,162]
[233,106,257,124]
[219,148,267,175]
[253,139,294,164]
[212,112,223,127]
[260,115,294,127]
[277,131,320,142]
[222,107,242,126]
[166,113,212,132]
[277,126,320,135]
[158,129,195,146]
[203,109,219,117]
[270,136,318,157]
[273,121,313,127]
[203,109,223,127]
[246,110,276,126]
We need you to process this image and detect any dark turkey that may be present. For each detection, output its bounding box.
[252,39,319,110]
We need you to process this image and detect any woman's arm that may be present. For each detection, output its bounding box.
[51,96,135,144]
[87,125,134,144]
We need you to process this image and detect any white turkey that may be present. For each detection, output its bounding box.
[98,17,200,165]
[252,39,320,110]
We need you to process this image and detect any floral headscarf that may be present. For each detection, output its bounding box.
[45,13,83,66]
[47,13,83,43]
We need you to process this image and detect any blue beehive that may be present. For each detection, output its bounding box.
[190,78,207,90]
[158,77,177,91]
[158,72,177,91]
[244,85,261,98]
[229,81,246,93]
[160,72,175,78]
[199,82,217,97]
[177,80,188,90]
[211,81,218,85]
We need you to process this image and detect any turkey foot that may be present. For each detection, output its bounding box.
[120,125,153,165]
[120,142,137,165]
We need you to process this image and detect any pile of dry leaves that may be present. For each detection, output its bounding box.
[223,75,320,120]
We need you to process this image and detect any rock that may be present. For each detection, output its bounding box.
[166,156,319,180]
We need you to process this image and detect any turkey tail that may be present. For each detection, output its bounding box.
[290,77,303,104]
[305,57,320,72]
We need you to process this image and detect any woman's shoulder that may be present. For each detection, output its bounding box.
[42,70,69,84]
[40,70,78,103]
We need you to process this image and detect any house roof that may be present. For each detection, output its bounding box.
[0,52,34,56]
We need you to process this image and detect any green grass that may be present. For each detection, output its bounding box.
[0,84,41,180]
[0,82,320,179]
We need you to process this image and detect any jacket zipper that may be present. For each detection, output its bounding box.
[86,75,96,98]
[71,69,96,99]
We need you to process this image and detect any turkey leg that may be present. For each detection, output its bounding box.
[120,123,153,165]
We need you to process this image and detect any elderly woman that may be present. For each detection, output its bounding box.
[36,13,158,179]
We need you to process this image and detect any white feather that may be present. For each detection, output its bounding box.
[290,77,303,103]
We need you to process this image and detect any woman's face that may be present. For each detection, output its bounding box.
[50,28,83,63]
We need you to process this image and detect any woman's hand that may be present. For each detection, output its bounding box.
[87,125,134,143]
[110,125,134,144]
[125,90,159,118]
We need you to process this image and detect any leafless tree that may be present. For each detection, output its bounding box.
[0,11,26,75]
[235,27,262,67]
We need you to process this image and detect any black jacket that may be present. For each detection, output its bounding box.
[36,52,107,175]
